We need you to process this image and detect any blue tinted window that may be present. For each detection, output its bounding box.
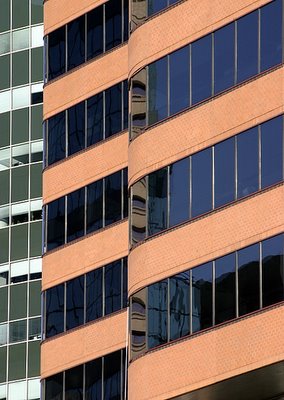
[148,0,167,15]
[148,168,168,236]
[237,127,259,198]
[67,16,85,70]
[105,84,122,138]
[105,171,122,226]
[47,197,65,251]
[169,47,189,115]
[66,276,84,330]
[48,111,66,166]
[87,93,103,146]
[261,116,283,188]
[262,234,284,307]
[215,253,236,324]
[65,365,83,400]
[192,262,212,332]
[261,0,282,71]
[170,271,190,340]
[105,261,121,315]
[87,180,103,233]
[46,373,63,400]
[123,80,128,130]
[123,168,128,218]
[86,269,103,322]
[148,57,168,125]
[48,26,66,80]
[46,284,64,338]
[104,350,122,400]
[169,158,189,227]
[105,0,122,51]
[191,35,212,104]
[85,358,102,400]
[191,148,212,218]
[237,11,258,83]
[67,188,85,242]
[87,7,103,60]
[214,23,235,94]
[68,102,85,156]
[123,0,129,42]
[123,258,128,308]
[148,280,168,349]
[214,137,235,207]
[238,243,260,316]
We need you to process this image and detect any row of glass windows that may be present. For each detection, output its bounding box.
[0,141,42,171]
[130,0,283,139]
[42,349,126,400]
[0,25,43,56]
[0,378,40,400]
[0,316,41,346]
[0,258,41,287]
[44,168,128,252]
[131,0,180,30]
[130,233,284,359]
[131,115,284,245]
[44,81,128,167]
[43,258,127,340]
[46,0,129,81]
[0,0,43,33]
[0,84,43,114]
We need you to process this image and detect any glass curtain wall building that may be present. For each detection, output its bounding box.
[0,1,43,400]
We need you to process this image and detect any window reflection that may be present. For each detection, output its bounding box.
[131,178,147,244]
[148,168,168,236]
[170,272,190,340]
[148,280,167,349]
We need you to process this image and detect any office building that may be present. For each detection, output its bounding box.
[42,0,284,399]
[0,1,44,399]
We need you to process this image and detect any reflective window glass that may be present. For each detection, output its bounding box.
[48,27,66,80]
[0,287,8,323]
[0,112,10,148]
[170,271,190,340]
[86,269,103,322]
[31,47,43,82]
[148,280,168,349]
[12,0,29,29]
[123,258,127,308]
[0,55,10,90]
[0,229,9,264]
[66,276,84,330]
[68,101,85,156]
[191,34,212,104]
[131,178,146,244]
[11,224,28,261]
[45,284,64,338]
[87,180,103,233]
[131,69,146,139]
[169,47,189,115]
[67,16,85,70]
[11,166,28,202]
[148,0,167,16]
[65,365,83,400]
[148,168,168,236]
[105,261,121,315]
[192,262,212,332]
[87,93,103,146]
[12,86,30,109]
[85,358,102,400]
[214,137,235,207]
[0,171,9,206]
[191,148,212,218]
[12,108,29,144]
[237,127,259,198]
[48,111,66,166]
[8,343,26,381]
[104,350,121,400]
[28,318,41,340]
[47,197,65,251]
[28,341,40,378]
[29,281,41,316]
[0,323,8,346]
[237,11,258,83]
[31,0,43,24]
[131,289,146,359]
[105,171,122,226]
[105,84,122,138]
[105,0,122,51]
[262,234,284,307]
[45,373,63,400]
[169,158,189,227]
[87,6,103,60]
[238,243,260,316]
[9,319,27,343]
[0,32,10,55]
[0,347,7,383]
[12,28,29,52]
[67,188,85,242]
[148,57,168,125]
[0,0,10,33]
[123,80,128,130]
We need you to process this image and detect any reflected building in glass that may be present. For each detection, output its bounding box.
[0,1,43,399]
[42,0,284,399]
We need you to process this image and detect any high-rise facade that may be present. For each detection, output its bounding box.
[0,1,43,399]
[42,0,284,399]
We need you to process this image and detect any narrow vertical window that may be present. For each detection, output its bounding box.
[170,271,190,340]
[148,168,168,236]
[191,148,212,218]
[67,16,85,71]
[169,158,189,227]
[105,0,122,50]
[87,93,103,146]
[131,178,147,244]
[87,180,103,233]
[131,289,146,359]
[66,276,84,330]
[104,350,122,400]
[85,358,102,400]
[67,188,85,242]
[86,269,103,322]
[169,47,189,115]
[192,262,213,332]
[47,197,65,251]
[87,6,103,60]
[105,261,122,315]
[48,26,66,80]
[148,57,168,125]
[48,111,66,166]
[105,171,122,226]
[148,280,168,349]
[105,84,122,138]
[191,34,212,104]
[131,69,147,140]
[45,284,64,338]
[68,101,85,156]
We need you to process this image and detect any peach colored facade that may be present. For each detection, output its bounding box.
[42,0,284,399]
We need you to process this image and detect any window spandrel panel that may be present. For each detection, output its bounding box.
[66,276,84,331]
[48,26,66,80]
[169,158,189,227]
[192,262,213,332]
[85,358,102,400]
[45,373,63,400]
[169,47,189,115]
[87,6,103,60]
[47,197,65,251]
[131,178,146,245]
[67,187,85,242]
[105,171,122,226]
[67,16,85,71]
[148,168,168,236]
[105,0,122,51]
[87,180,103,233]
[191,34,212,104]
[48,111,66,166]
[65,365,83,400]
[105,84,122,138]
[148,57,168,125]
[105,261,121,315]
[45,284,64,338]
[86,269,103,323]
[170,271,190,341]
[68,101,85,156]
[148,280,168,349]
[87,93,103,146]
[191,148,212,218]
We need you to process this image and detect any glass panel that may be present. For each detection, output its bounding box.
[11,224,28,261]
[148,168,168,236]
[131,0,147,30]
[28,317,41,340]
[65,365,83,400]
[169,158,189,227]
[68,101,85,156]
[10,283,27,320]
[8,381,27,400]
[0,171,9,206]
[31,25,44,48]
[238,243,260,316]
[105,83,122,138]
[67,16,85,70]
[67,187,85,242]
[170,271,190,340]
[12,108,29,144]
[123,258,127,308]
[105,0,122,51]
[148,57,168,125]
[0,264,9,286]
[131,178,146,244]
[192,262,213,332]
[86,268,103,322]
[191,148,212,217]
[215,253,236,324]
[47,197,65,251]
[0,0,10,33]
[11,144,29,166]
[104,350,121,400]
[0,347,6,383]
[0,148,10,170]
[66,275,84,330]
[214,137,235,207]
[31,47,43,82]
[192,34,212,104]
[148,280,168,349]
[87,92,103,146]
[0,229,9,264]
[12,86,30,109]
[8,343,26,381]
[45,284,64,338]
[261,116,283,188]
[148,0,167,16]
[0,55,10,90]
[30,163,42,200]
[12,0,29,28]
[31,83,43,105]
[0,287,8,323]
[31,0,43,24]
[237,11,258,83]
[9,319,27,343]
[11,166,28,202]
[0,90,11,114]
[123,168,128,218]
[123,0,129,42]
[105,260,121,315]
[262,234,284,307]
[45,373,63,400]
[0,323,8,345]
[85,358,102,400]
[169,47,189,115]
[28,378,40,400]
[214,22,235,94]
[48,26,66,80]
[105,170,122,226]
[29,281,41,316]
[87,6,103,60]
[237,127,259,198]
[12,28,29,51]
[10,259,28,283]
[131,69,146,139]
[48,111,66,166]
[123,80,128,130]
[87,180,103,233]
[0,112,10,148]
[31,105,43,141]
[261,0,282,72]
[131,288,146,359]
[28,341,40,377]
[0,32,10,55]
